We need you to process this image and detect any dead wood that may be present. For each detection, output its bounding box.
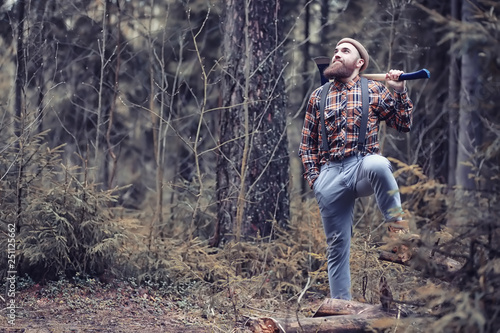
[246,309,389,333]
[245,246,463,333]
[379,248,462,275]
[312,298,378,317]
[245,298,403,333]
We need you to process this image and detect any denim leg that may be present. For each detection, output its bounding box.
[355,154,403,221]
[314,165,355,300]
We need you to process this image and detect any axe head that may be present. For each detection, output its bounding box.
[313,57,331,85]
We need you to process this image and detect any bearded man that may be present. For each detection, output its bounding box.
[298,38,414,300]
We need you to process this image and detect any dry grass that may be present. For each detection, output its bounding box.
[1,133,498,332]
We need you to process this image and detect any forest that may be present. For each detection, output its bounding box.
[0,0,499,332]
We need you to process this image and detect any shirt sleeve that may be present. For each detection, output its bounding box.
[298,88,322,188]
[374,83,413,132]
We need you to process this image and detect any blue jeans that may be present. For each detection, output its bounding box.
[313,154,403,300]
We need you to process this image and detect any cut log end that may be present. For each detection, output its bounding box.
[245,317,281,333]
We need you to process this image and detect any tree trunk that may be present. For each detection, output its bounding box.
[215,0,289,245]
[320,0,329,45]
[447,0,460,187]
[300,0,311,200]
[456,0,483,190]
[14,0,26,140]
[32,0,49,135]
[14,0,26,230]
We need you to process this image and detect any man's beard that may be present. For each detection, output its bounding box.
[323,61,354,80]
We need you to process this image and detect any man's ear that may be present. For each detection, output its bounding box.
[356,58,365,69]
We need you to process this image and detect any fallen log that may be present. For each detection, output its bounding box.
[246,244,462,332]
[247,313,433,333]
[379,248,462,274]
[246,309,391,333]
[312,298,381,317]
[246,298,401,333]
[378,234,463,275]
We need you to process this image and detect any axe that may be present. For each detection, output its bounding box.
[313,57,430,85]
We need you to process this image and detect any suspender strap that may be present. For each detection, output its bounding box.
[357,77,369,152]
[319,82,332,159]
[319,77,369,159]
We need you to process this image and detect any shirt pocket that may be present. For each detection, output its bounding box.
[352,105,363,130]
[323,106,342,137]
[354,103,375,133]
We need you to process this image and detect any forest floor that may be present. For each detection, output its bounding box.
[0,214,440,333]
[0,279,229,332]
[0,277,323,333]
[1,281,206,332]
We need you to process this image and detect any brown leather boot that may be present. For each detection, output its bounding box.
[387,220,410,238]
[381,220,420,262]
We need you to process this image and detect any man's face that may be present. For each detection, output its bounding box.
[323,42,363,80]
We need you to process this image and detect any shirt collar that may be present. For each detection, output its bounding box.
[332,75,360,91]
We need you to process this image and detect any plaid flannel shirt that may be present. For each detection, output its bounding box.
[298,76,413,188]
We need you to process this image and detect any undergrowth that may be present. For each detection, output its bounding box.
[1,133,499,332]
[0,131,127,281]
[390,158,500,332]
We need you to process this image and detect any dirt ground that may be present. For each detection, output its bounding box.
[0,279,321,333]
[2,309,209,333]
[0,280,233,333]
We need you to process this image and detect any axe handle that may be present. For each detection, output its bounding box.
[313,57,430,83]
[362,69,431,81]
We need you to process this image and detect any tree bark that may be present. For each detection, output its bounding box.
[447,0,460,187]
[14,0,26,140]
[246,305,392,333]
[379,249,462,278]
[312,298,380,317]
[215,0,289,245]
[300,0,311,200]
[456,0,483,190]
[320,0,329,45]
[14,0,26,230]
